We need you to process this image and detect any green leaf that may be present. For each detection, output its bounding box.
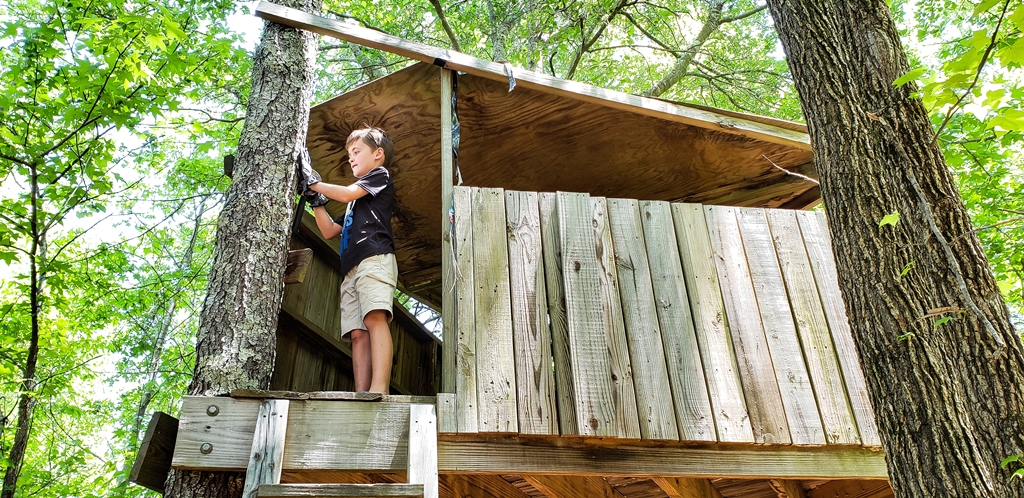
[974,0,1003,15]
[933,316,953,328]
[1002,454,1021,468]
[894,67,925,87]
[899,260,915,277]
[879,210,901,227]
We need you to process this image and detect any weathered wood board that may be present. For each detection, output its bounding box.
[540,192,577,436]
[706,206,790,444]
[640,200,715,442]
[453,186,479,433]
[735,207,824,446]
[796,211,881,447]
[559,191,622,437]
[672,203,753,443]
[506,191,558,435]
[591,197,642,440]
[607,198,680,441]
[471,187,518,433]
[768,209,860,445]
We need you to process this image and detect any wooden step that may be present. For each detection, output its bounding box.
[258,483,424,497]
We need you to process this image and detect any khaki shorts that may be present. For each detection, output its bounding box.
[340,253,397,339]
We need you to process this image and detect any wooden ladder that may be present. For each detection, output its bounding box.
[240,397,438,498]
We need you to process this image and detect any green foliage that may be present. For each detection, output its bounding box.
[879,209,902,227]
[0,0,245,494]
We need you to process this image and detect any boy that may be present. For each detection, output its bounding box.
[301,127,397,394]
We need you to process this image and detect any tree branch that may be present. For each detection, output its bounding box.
[428,0,462,52]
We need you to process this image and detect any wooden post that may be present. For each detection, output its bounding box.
[440,66,456,394]
[241,399,290,498]
[408,403,439,498]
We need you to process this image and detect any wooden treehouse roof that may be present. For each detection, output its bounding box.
[256,1,819,305]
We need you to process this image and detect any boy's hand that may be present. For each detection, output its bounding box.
[306,191,329,208]
[296,148,321,194]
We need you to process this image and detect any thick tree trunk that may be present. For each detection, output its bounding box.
[163,0,321,495]
[764,1,1024,496]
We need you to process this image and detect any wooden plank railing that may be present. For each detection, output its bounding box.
[447,186,880,448]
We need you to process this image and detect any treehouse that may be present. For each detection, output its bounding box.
[134,2,895,497]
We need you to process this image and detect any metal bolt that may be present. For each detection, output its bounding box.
[200,443,213,454]
[206,405,219,416]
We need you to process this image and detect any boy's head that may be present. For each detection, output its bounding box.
[346,127,393,176]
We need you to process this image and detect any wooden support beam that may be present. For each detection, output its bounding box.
[408,404,439,498]
[805,479,893,498]
[769,479,809,498]
[436,437,889,479]
[242,399,290,498]
[524,475,625,498]
[284,248,314,284]
[439,475,531,498]
[653,477,725,498]
[258,483,424,497]
[440,66,456,396]
[129,411,179,493]
[253,2,811,150]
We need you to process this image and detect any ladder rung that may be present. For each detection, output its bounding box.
[258,483,424,497]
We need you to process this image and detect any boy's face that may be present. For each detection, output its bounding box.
[347,140,385,177]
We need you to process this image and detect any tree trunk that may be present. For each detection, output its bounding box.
[163,0,321,495]
[764,1,1024,496]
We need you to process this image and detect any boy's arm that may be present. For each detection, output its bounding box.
[312,206,343,239]
[309,181,369,203]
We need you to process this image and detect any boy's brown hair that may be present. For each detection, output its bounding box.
[346,127,394,168]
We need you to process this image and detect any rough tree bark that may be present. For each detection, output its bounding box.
[764,1,1024,496]
[162,0,322,495]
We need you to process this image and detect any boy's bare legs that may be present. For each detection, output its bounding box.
[350,329,372,392]
[363,309,393,394]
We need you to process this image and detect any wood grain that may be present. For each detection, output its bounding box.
[172,396,261,470]
[539,192,576,436]
[639,201,715,442]
[506,191,558,435]
[258,483,424,497]
[129,411,179,492]
[705,206,790,444]
[653,477,725,498]
[242,400,290,498]
[796,212,881,448]
[439,474,532,498]
[671,203,753,443]
[606,198,679,441]
[767,210,860,445]
[453,186,478,433]
[525,475,626,498]
[735,208,824,446]
[408,403,438,498]
[283,401,410,471]
[558,191,620,437]
[591,197,642,440]
[471,187,518,433]
[441,67,456,395]
[436,437,889,478]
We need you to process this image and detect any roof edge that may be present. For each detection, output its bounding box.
[256,1,810,150]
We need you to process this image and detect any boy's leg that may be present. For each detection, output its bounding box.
[363,309,393,394]
[350,328,371,392]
